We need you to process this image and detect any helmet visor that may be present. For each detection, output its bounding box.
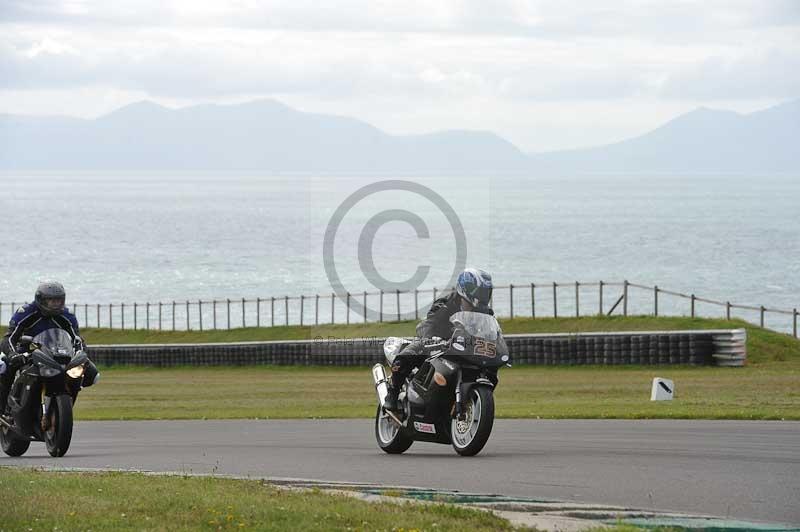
[43,296,65,312]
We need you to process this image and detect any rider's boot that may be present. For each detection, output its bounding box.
[384,386,400,414]
[0,383,10,422]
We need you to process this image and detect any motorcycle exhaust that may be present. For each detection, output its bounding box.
[372,364,389,407]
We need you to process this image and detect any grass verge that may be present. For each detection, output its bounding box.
[0,468,520,531]
[71,316,800,421]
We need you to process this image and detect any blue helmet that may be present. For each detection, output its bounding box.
[456,268,493,309]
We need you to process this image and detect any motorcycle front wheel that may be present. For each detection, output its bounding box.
[374,405,413,454]
[450,386,495,456]
[45,394,73,457]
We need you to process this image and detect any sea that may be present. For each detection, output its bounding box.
[1,172,798,332]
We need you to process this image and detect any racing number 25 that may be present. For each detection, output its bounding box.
[474,339,496,358]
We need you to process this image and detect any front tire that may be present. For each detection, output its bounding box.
[375,405,413,454]
[1,423,30,457]
[451,386,495,456]
[45,395,73,457]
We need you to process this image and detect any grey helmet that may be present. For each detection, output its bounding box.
[35,281,66,316]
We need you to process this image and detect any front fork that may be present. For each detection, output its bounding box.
[40,388,51,432]
[454,369,465,421]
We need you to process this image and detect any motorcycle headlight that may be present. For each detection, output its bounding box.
[40,366,61,378]
[67,365,85,379]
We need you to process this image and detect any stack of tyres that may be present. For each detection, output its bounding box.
[678,334,691,364]
[630,336,640,365]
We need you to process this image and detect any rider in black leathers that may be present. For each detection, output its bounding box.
[385,268,494,412]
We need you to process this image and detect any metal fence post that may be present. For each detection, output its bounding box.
[84,304,88,327]
[315,294,319,325]
[284,296,289,326]
[509,284,514,319]
[330,293,334,324]
[133,302,138,330]
[396,289,401,321]
[158,302,162,330]
[433,287,437,303]
[346,292,351,325]
[109,304,113,329]
[256,298,261,327]
[226,299,231,329]
[363,291,368,323]
[575,282,579,317]
[760,305,765,328]
[552,282,557,318]
[379,290,384,322]
[213,300,217,329]
[726,301,731,320]
[198,300,203,331]
[531,283,535,318]
[598,280,603,315]
[96,304,100,328]
[172,301,176,331]
[300,295,305,326]
[146,302,150,330]
[186,300,190,330]
[794,308,798,338]
[654,285,659,316]
[242,298,246,328]
[271,297,276,327]
[691,294,695,318]
[623,280,628,317]
[414,289,419,320]
[121,303,125,330]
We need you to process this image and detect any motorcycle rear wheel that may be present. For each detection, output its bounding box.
[1,422,30,457]
[375,405,413,454]
[451,386,495,456]
[45,394,73,457]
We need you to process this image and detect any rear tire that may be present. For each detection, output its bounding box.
[451,386,495,456]
[45,395,73,457]
[1,423,30,457]
[374,405,413,454]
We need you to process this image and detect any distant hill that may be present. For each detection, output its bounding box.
[532,99,800,173]
[0,98,797,173]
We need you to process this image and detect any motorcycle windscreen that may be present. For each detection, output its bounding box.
[449,311,501,341]
[32,328,75,358]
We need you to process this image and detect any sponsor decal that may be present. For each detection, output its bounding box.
[452,342,465,351]
[413,421,436,434]
[442,359,455,371]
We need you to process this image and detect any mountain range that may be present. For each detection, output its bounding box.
[0,98,797,173]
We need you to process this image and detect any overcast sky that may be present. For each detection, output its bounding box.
[1,0,798,151]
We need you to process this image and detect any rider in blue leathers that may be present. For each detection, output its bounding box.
[0,282,98,419]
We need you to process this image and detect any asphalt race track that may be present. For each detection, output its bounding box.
[3,419,798,525]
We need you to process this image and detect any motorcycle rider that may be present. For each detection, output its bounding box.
[384,268,494,413]
[0,282,99,419]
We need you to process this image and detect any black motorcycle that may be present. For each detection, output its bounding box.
[0,329,90,457]
[372,311,510,456]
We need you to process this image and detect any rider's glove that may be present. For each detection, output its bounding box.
[7,353,27,371]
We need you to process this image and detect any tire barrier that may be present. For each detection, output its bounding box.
[88,329,745,368]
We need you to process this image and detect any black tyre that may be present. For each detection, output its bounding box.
[450,386,495,457]
[45,394,73,457]
[1,422,30,457]
[374,405,413,454]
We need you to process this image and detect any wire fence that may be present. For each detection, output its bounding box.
[0,280,797,338]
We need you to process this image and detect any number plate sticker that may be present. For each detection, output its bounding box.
[413,421,436,434]
[474,339,497,358]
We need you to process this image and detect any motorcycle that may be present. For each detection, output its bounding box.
[372,311,510,456]
[0,329,92,457]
